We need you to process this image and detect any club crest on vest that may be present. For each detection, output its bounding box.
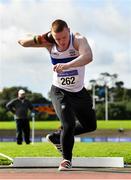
[69,49,77,56]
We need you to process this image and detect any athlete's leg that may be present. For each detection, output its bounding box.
[50,85,75,161]
[70,88,97,135]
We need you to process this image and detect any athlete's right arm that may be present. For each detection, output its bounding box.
[18,32,55,48]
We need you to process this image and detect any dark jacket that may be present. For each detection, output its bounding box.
[6,98,33,119]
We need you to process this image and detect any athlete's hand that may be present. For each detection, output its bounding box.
[53,63,69,73]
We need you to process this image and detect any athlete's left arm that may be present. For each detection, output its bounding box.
[67,35,93,68]
[53,35,93,73]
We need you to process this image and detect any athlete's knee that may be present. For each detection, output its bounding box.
[84,116,97,132]
[85,122,97,132]
[90,113,97,131]
[90,123,97,131]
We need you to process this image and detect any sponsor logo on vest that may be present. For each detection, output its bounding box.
[58,70,78,77]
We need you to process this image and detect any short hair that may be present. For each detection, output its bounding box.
[51,19,68,33]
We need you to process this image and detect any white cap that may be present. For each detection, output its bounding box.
[18,89,25,94]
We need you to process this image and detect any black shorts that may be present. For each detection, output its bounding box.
[50,85,96,134]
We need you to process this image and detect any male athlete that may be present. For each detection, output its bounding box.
[18,19,97,170]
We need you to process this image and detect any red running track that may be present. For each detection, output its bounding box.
[0,167,131,179]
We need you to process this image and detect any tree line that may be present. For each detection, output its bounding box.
[88,73,131,120]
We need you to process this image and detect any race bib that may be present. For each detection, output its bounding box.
[57,70,79,86]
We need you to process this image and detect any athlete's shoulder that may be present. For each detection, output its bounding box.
[73,32,88,50]
[74,32,87,40]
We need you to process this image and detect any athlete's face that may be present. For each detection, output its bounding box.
[51,27,70,51]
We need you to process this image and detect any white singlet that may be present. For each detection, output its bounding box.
[50,33,85,92]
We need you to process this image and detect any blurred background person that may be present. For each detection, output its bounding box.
[6,89,33,145]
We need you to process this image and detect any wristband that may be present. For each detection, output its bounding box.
[33,36,38,44]
[33,35,43,44]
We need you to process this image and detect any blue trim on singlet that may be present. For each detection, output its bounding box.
[51,56,78,65]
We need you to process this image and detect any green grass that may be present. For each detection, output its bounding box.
[0,120,131,130]
[0,121,61,130]
[0,142,131,165]
[97,120,131,129]
[1,120,131,165]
